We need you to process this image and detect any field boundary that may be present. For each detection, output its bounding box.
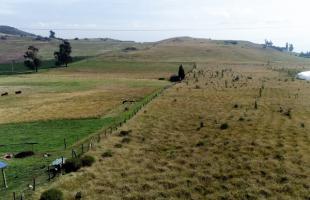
[4,81,178,200]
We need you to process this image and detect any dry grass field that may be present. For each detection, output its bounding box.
[1,36,309,199]
[33,62,310,199]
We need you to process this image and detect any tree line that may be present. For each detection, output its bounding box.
[24,30,72,72]
[263,40,294,52]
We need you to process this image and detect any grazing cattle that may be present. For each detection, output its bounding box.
[1,92,8,96]
[15,91,22,95]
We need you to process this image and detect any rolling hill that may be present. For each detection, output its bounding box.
[0,25,36,37]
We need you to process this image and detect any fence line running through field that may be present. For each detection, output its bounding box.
[8,81,180,200]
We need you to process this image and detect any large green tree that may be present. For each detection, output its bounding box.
[54,40,72,67]
[24,46,41,72]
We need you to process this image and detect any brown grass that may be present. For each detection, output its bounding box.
[33,62,310,199]
[0,70,166,124]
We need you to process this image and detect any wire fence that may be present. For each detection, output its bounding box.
[1,83,176,200]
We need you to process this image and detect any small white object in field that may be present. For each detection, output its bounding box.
[296,71,310,80]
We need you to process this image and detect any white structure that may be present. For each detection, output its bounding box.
[296,71,310,80]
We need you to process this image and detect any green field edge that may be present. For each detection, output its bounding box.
[0,83,171,199]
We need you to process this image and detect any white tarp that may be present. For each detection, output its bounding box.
[296,71,310,80]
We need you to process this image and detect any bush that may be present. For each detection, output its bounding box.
[169,75,180,82]
[14,151,34,159]
[102,150,113,158]
[220,123,229,130]
[196,141,205,147]
[81,155,95,167]
[40,188,63,200]
[63,158,82,173]
[119,130,131,137]
[121,137,131,144]
[114,143,123,148]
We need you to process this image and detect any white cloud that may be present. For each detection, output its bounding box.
[0,0,310,51]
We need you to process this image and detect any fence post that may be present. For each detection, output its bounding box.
[48,166,51,182]
[64,138,67,150]
[81,144,84,154]
[33,178,36,191]
[13,192,16,200]
[72,149,75,158]
[97,134,101,143]
[1,168,8,188]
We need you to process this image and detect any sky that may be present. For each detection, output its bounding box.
[1,0,310,52]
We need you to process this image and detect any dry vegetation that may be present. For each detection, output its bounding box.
[33,62,310,199]
[0,72,162,124]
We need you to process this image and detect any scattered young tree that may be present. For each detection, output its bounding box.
[54,40,72,67]
[49,30,56,39]
[178,65,185,80]
[285,42,289,51]
[289,44,294,52]
[24,46,41,72]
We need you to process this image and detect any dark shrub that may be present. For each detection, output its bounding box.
[75,192,82,199]
[178,65,185,80]
[220,123,229,130]
[114,143,123,148]
[158,77,165,80]
[14,151,34,159]
[196,141,204,147]
[81,155,95,167]
[40,188,63,200]
[102,150,113,158]
[121,137,131,144]
[119,130,131,137]
[63,158,81,173]
[169,75,180,82]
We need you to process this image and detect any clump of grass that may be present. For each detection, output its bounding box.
[121,137,131,144]
[196,141,205,147]
[63,158,82,173]
[300,123,305,128]
[102,150,113,158]
[81,155,95,167]
[119,130,132,137]
[40,188,63,200]
[114,143,123,148]
[220,123,229,130]
[284,109,292,119]
[238,117,245,121]
[75,192,82,200]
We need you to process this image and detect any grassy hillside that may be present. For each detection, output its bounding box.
[0,36,150,63]
[0,26,35,37]
[0,56,189,198]
[33,62,310,200]
[100,37,308,64]
[1,36,309,199]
